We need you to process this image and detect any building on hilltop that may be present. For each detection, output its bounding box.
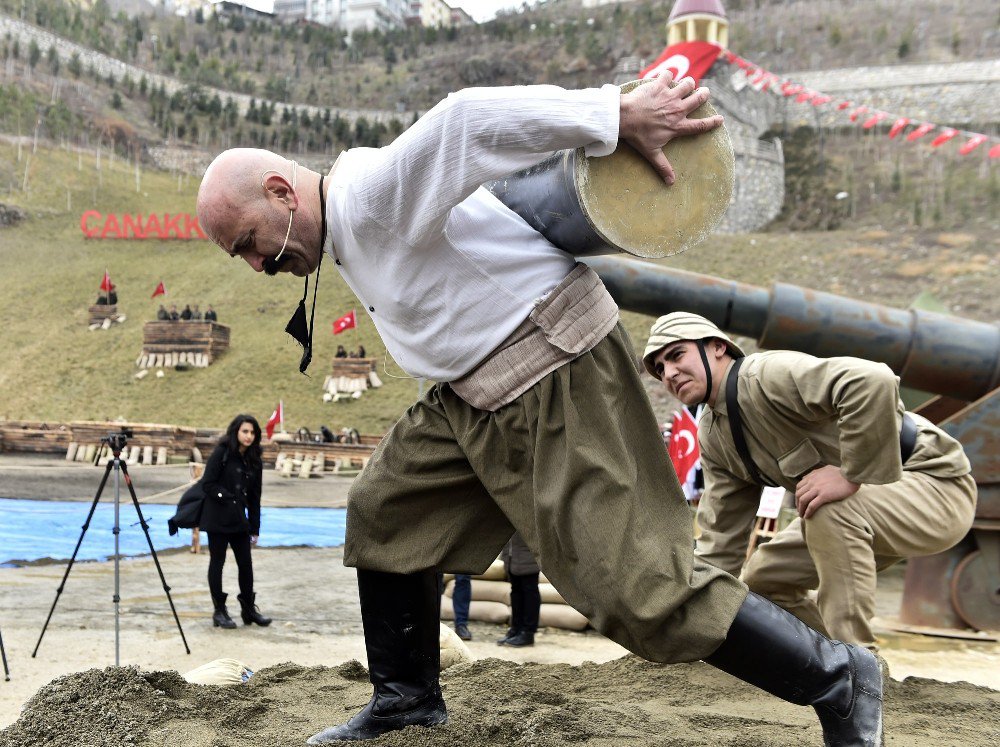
[204,0,276,22]
[620,0,784,232]
[404,1,475,28]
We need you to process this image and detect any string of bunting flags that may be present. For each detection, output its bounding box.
[719,49,1000,159]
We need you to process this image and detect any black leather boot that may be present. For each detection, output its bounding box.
[704,592,883,747]
[503,631,534,647]
[307,570,447,743]
[212,593,237,629]
[238,592,272,626]
[496,627,519,645]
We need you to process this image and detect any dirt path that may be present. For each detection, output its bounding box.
[0,547,997,745]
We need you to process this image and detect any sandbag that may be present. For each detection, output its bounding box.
[473,559,507,582]
[441,596,510,624]
[538,583,566,605]
[439,623,473,670]
[539,603,589,631]
[183,658,254,685]
[469,579,511,605]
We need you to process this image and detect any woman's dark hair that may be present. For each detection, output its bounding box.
[219,414,263,467]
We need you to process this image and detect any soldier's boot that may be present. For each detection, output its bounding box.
[307,570,446,743]
[705,592,883,747]
[211,593,237,629]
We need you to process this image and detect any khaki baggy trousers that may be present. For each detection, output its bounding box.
[742,472,977,646]
[344,325,747,663]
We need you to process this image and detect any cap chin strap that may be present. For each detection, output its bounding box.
[695,340,713,406]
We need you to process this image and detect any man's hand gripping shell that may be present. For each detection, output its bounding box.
[618,73,724,186]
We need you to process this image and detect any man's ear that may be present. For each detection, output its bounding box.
[709,338,729,359]
[262,174,296,208]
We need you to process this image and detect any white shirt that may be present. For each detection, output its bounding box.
[325,84,620,381]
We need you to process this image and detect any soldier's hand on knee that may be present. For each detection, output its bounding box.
[795,465,860,520]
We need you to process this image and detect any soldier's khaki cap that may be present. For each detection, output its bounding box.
[642,312,746,378]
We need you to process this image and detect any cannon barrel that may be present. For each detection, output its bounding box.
[586,256,1000,402]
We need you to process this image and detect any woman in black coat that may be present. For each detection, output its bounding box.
[201,414,271,629]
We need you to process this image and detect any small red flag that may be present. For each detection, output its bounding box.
[957,134,988,155]
[930,128,958,148]
[906,123,936,142]
[989,143,1000,159]
[888,117,911,139]
[332,310,357,335]
[849,105,869,122]
[265,401,283,440]
[837,101,853,111]
[810,95,832,106]
[99,271,113,292]
[862,112,889,130]
[151,281,166,298]
[668,408,700,488]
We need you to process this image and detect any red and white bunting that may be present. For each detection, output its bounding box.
[717,51,998,158]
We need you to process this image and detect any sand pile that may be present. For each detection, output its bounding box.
[2,656,998,747]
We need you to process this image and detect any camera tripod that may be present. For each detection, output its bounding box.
[0,624,9,680]
[33,434,190,665]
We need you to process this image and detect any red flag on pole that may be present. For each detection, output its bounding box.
[151,281,166,298]
[99,270,113,292]
[668,408,700,486]
[639,40,724,85]
[988,143,1000,159]
[332,310,357,335]
[265,401,283,440]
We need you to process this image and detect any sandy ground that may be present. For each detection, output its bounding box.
[1,455,998,745]
[0,546,998,745]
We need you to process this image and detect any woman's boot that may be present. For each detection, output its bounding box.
[704,592,883,747]
[238,593,272,626]
[307,569,446,743]
[212,593,237,629]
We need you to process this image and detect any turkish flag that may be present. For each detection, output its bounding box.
[905,122,936,142]
[99,271,113,292]
[668,408,700,486]
[930,128,959,148]
[958,134,988,155]
[332,310,356,335]
[265,401,283,440]
[640,41,723,85]
[151,281,166,298]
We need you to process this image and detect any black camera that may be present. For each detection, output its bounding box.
[102,428,134,452]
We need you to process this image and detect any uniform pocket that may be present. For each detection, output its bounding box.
[777,439,823,480]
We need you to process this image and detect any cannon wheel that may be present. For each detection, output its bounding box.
[950,550,1000,632]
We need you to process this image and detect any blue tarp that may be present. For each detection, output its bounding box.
[0,498,346,566]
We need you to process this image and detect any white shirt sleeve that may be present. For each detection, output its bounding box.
[346,83,621,248]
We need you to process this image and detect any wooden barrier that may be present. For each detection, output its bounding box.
[88,304,120,325]
[139,321,230,367]
[262,439,379,471]
[0,421,72,454]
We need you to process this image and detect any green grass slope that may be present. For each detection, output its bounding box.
[2,141,997,434]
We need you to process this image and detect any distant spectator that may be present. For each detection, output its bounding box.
[169,304,180,321]
[192,304,203,320]
[181,304,193,321]
[96,286,117,305]
[357,344,367,358]
[335,345,348,359]
[497,532,541,648]
[204,305,218,322]
[157,304,170,321]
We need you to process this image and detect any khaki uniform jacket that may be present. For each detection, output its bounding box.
[696,351,972,576]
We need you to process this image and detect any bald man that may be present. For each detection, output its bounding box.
[198,77,883,746]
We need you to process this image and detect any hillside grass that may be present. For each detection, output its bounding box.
[1,141,997,434]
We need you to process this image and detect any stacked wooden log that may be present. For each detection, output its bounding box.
[137,321,230,368]
[0,421,72,454]
[67,421,198,465]
[323,357,383,402]
[264,439,380,473]
[440,560,590,632]
[88,304,123,326]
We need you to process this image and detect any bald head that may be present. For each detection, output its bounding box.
[197,148,290,246]
[197,148,324,276]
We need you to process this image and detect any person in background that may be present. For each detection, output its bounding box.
[335,345,348,359]
[357,344,367,358]
[451,574,472,641]
[157,304,170,321]
[498,532,541,647]
[181,304,193,321]
[643,312,976,648]
[169,304,180,321]
[200,414,273,630]
[192,304,203,320]
[204,304,218,322]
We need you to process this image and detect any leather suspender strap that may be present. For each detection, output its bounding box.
[725,358,779,487]
[900,412,917,464]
